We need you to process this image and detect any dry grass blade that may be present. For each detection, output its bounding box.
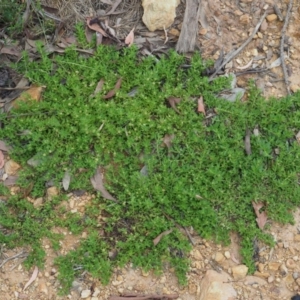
[244,129,251,155]
[106,0,122,15]
[103,78,122,99]
[91,167,118,203]
[23,266,39,291]
[167,97,181,114]
[0,150,4,169]
[153,229,173,246]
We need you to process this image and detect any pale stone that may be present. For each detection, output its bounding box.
[260,19,268,32]
[266,14,278,22]
[252,48,258,56]
[4,160,21,175]
[142,0,180,31]
[92,288,100,297]
[199,28,208,35]
[268,262,280,271]
[213,252,225,263]
[232,265,248,280]
[290,85,300,93]
[33,197,44,208]
[244,275,267,286]
[268,276,274,283]
[38,280,48,295]
[81,289,91,298]
[286,259,296,269]
[239,14,250,25]
[280,263,288,276]
[46,186,59,200]
[189,283,197,294]
[224,251,231,259]
[169,28,180,36]
[199,270,237,300]
[258,263,265,273]
[192,249,203,260]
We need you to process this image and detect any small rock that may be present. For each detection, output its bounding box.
[290,85,300,93]
[224,251,231,259]
[188,283,197,294]
[280,263,288,276]
[192,249,203,260]
[293,272,299,280]
[38,280,48,295]
[92,288,100,297]
[160,276,166,284]
[260,19,268,31]
[4,160,21,175]
[240,14,250,25]
[268,262,280,271]
[214,252,225,263]
[46,186,59,200]
[258,263,265,273]
[81,289,91,298]
[91,297,99,300]
[253,271,270,279]
[294,234,300,242]
[199,270,237,300]
[141,270,149,277]
[266,14,278,22]
[286,259,296,269]
[69,199,75,209]
[244,275,267,286]
[232,265,248,280]
[285,274,295,285]
[199,28,208,35]
[142,0,180,31]
[169,28,180,36]
[252,48,258,56]
[268,275,275,283]
[33,197,44,208]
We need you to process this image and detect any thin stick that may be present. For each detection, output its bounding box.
[209,9,268,80]
[280,0,293,96]
[0,251,28,268]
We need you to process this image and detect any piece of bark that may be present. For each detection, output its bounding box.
[176,0,201,53]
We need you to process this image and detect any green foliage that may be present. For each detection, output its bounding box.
[0,0,25,35]
[1,40,300,294]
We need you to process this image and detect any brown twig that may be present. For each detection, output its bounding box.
[273,4,283,21]
[176,0,201,53]
[209,9,268,80]
[280,0,293,95]
[0,251,28,268]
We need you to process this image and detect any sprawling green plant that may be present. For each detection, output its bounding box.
[1,39,300,294]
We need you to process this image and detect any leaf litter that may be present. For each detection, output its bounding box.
[91,167,119,203]
[252,201,268,230]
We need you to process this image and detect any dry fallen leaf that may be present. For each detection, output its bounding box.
[23,266,39,291]
[86,17,108,37]
[90,79,105,98]
[62,170,71,191]
[125,27,135,46]
[245,129,252,155]
[103,78,122,99]
[167,97,181,114]
[96,32,103,46]
[0,150,4,169]
[3,175,18,186]
[162,134,175,150]
[10,85,45,109]
[0,46,21,57]
[91,167,118,203]
[0,140,11,152]
[252,201,268,230]
[153,229,173,246]
[197,96,206,115]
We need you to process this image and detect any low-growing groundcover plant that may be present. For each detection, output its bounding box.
[1,43,300,294]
